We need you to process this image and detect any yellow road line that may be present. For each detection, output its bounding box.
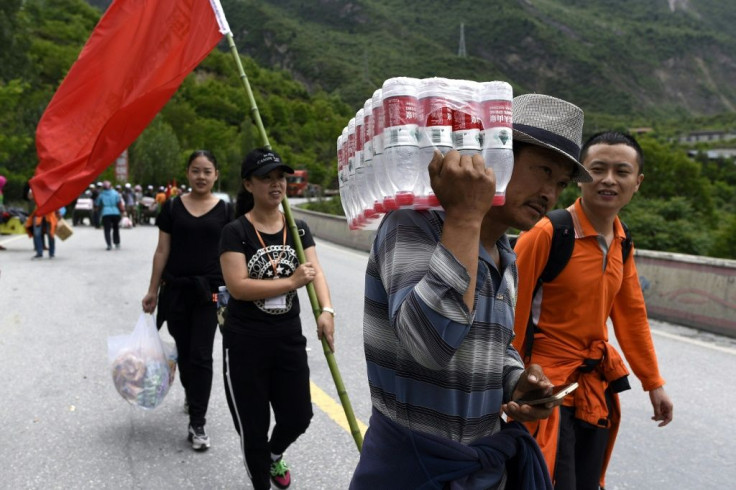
[310,380,368,438]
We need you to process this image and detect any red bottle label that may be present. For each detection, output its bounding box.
[480,99,512,129]
[420,96,453,127]
[384,95,419,128]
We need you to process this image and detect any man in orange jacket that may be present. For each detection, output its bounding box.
[512,131,673,489]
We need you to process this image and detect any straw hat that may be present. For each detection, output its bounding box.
[512,94,591,182]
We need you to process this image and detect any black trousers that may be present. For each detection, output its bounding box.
[166,301,218,427]
[223,329,313,490]
[101,214,120,247]
[554,396,612,490]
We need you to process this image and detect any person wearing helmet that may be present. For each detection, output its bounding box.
[122,183,137,225]
[155,186,167,209]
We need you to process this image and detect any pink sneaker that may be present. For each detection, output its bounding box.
[269,457,291,489]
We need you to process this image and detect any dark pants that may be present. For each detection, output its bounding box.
[167,301,218,427]
[101,215,121,247]
[223,330,313,490]
[554,397,612,490]
[32,219,54,257]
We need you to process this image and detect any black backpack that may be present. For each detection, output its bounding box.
[512,209,632,362]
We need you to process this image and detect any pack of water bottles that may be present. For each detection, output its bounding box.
[338,77,513,230]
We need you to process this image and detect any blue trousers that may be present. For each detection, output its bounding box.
[33,220,54,257]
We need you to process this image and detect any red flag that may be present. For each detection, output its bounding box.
[31,0,230,214]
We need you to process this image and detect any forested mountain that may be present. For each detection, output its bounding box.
[84,0,736,120]
[1,0,735,258]
[218,0,736,119]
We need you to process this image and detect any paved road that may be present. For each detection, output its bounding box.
[1,223,735,489]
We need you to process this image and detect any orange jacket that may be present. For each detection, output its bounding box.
[513,198,665,487]
[25,211,58,238]
[519,334,628,485]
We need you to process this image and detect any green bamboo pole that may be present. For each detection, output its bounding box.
[225,33,363,452]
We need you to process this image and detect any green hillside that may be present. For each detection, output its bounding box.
[2,0,735,258]
[221,0,736,119]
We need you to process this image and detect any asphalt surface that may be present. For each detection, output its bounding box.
[1,222,735,489]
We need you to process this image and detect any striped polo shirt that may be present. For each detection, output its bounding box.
[363,209,524,444]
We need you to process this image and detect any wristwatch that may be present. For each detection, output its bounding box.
[321,306,336,317]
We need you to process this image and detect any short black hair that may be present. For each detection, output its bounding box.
[580,131,644,174]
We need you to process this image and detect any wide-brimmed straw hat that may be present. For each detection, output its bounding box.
[512,94,591,182]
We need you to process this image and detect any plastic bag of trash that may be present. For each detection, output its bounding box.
[107,313,177,409]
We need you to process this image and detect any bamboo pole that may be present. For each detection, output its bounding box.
[225,33,363,452]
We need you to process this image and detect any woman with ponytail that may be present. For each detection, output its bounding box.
[142,150,233,452]
[219,148,335,490]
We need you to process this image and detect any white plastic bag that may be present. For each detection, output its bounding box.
[120,216,133,229]
[107,313,177,410]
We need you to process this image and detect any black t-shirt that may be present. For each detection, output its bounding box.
[157,198,231,290]
[218,215,315,337]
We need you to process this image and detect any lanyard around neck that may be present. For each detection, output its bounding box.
[247,212,287,278]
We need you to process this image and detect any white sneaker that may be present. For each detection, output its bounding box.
[187,424,210,451]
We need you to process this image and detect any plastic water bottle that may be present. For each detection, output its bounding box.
[382,77,421,209]
[361,97,380,222]
[216,285,230,326]
[337,130,350,220]
[451,79,482,156]
[416,77,454,209]
[370,88,390,213]
[354,108,368,227]
[479,81,514,205]
[217,285,230,308]
[346,117,360,229]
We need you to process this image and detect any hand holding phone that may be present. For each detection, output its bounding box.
[514,382,579,406]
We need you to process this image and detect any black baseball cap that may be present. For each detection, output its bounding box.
[241,148,294,179]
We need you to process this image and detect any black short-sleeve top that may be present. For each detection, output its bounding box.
[219,215,315,336]
[156,198,231,290]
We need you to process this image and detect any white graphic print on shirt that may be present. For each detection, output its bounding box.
[247,244,298,314]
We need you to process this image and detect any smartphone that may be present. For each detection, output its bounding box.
[514,382,579,406]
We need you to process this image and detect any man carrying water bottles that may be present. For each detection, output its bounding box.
[351,93,592,489]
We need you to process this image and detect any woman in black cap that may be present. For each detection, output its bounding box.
[219,148,335,490]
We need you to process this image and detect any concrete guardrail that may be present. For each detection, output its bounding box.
[292,206,736,338]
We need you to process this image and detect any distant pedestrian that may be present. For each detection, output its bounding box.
[90,183,101,228]
[95,180,123,250]
[155,186,167,208]
[24,185,59,259]
[0,175,5,250]
[122,183,137,225]
[0,175,6,210]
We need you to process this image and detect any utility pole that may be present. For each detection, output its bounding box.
[458,22,467,57]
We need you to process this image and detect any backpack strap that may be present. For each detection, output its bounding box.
[621,221,632,263]
[539,209,576,282]
[520,209,576,362]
